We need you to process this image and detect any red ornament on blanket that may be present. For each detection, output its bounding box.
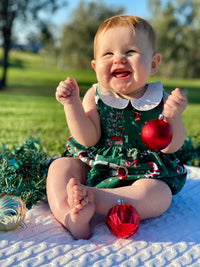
[106,200,140,238]
[141,114,172,151]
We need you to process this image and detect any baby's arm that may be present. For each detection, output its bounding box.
[161,88,187,153]
[56,77,101,147]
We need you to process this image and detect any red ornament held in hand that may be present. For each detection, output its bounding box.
[141,114,172,151]
[106,200,140,238]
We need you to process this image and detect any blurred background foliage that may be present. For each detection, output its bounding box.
[0,0,200,89]
[60,2,123,69]
[56,0,200,77]
[148,0,200,78]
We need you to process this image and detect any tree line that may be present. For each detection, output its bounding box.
[0,0,199,89]
[60,0,200,79]
[148,0,200,78]
[0,0,67,90]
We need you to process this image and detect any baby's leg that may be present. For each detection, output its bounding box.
[47,158,171,238]
[46,157,95,239]
[88,178,172,220]
[66,177,95,239]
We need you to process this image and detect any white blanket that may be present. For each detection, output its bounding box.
[0,166,200,267]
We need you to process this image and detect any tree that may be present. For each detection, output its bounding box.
[148,0,200,78]
[0,0,67,89]
[60,1,124,69]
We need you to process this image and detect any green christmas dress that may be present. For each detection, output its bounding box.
[65,82,187,195]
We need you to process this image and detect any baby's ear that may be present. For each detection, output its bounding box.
[151,53,161,75]
[91,60,96,70]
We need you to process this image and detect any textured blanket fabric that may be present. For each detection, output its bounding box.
[0,166,200,267]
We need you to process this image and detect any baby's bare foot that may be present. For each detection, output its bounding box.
[67,178,87,208]
[66,178,95,239]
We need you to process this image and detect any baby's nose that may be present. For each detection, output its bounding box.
[113,54,127,64]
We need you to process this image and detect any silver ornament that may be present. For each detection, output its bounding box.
[0,195,26,231]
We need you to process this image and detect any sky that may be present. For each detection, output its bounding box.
[52,0,151,26]
[14,0,151,44]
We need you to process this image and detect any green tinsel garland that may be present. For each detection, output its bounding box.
[175,135,200,167]
[0,140,49,209]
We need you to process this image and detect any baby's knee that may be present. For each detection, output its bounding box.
[150,181,172,217]
[50,157,69,167]
[47,157,88,184]
[134,178,172,219]
[48,157,73,174]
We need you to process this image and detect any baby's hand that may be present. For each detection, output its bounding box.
[56,77,79,105]
[163,88,187,119]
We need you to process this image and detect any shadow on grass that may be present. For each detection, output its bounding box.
[3,75,200,103]
[0,59,24,69]
[6,85,200,104]
[5,80,93,97]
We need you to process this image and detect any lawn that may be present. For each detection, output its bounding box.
[0,50,200,159]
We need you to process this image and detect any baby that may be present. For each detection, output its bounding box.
[47,15,187,239]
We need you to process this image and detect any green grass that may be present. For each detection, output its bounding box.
[5,50,97,97]
[0,93,68,155]
[0,50,199,157]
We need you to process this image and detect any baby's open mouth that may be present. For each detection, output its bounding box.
[112,69,131,78]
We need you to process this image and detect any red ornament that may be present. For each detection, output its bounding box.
[141,115,172,151]
[106,201,140,238]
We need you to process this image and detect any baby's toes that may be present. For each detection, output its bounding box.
[73,185,86,204]
[73,204,83,214]
[75,185,86,198]
[81,196,89,207]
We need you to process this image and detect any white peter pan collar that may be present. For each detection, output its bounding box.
[96,82,164,111]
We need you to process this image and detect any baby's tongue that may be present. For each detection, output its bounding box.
[114,70,130,77]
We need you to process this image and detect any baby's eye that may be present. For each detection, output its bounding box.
[104,52,113,56]
[126,50,137,55]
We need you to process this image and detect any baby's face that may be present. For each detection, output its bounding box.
[91,25,157,99]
